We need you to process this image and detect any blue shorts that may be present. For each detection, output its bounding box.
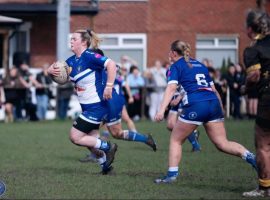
[79,101,108,124]
[178,99,224,125]
[106,92,125,126]
[79,92,124,126]
[169,104,181,114]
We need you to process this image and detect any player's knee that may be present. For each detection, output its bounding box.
[108,126,122,139]
[69,131,81,145]
[214,141,226,152]
[166,122,173,131]
[111,130,123,139]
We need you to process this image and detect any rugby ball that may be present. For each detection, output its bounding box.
[51,61,69,85]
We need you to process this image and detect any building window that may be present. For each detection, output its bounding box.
[99,33,147,71]
[196,35,239,68]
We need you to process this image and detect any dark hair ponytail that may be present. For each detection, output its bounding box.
[246,9,270,40]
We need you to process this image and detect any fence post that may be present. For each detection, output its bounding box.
[226,87,230,118]
[140,86,146,120]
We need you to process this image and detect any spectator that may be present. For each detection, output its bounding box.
[235,63,246,117]
[18,63,42,121]
[126,65,145,120]
[146,60,167,121]
[57,82,74,120]
[120,55,138,73]
[2,67,27,122]
[36,63,53,120]
[225,63,242,119]
[202,58,214,68]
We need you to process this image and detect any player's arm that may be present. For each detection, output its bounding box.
[124,82,134,103]
[47,62,60,77]
[170,93,183,106]
[19,76,31,88]
[155,83,177,121]
[29,75,43,88]
[104,59,117,100]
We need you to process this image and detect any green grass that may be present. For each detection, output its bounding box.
[0,119,259,199]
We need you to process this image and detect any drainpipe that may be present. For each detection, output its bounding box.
[56,0,70,119]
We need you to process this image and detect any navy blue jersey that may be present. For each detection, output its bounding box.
[167,57,217,105]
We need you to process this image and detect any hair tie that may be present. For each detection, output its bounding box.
[86,29,92,36]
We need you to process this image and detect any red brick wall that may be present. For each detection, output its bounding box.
[147,0,255,67]
[30,15,56,67]
[93,1,148,33]
[95,0,256,67]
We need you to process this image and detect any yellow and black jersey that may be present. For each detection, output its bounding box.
[244,35,270,93]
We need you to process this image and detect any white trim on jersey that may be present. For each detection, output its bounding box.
[79,114,101,124]
[168,80,178,85]
[178,116,202,125]
[70,68,92,82]
[106,119,122,126]
[208,118,224,123]
[169,110,178,114]
[104,58,112,69]
[209,81,214,86]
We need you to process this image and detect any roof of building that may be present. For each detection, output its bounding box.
[0,3,98,15]
[0,15,22,23]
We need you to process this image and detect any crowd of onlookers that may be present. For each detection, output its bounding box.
[0,62,74,122]
[118,56,257,122]
[0,55,257,123]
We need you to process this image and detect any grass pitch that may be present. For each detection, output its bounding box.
[0,119,258,199]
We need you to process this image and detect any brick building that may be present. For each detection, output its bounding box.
[0,0,256,71]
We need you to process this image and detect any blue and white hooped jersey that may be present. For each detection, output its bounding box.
[66,49,110,108]
[169,86,187,113]
[167,57,217,105]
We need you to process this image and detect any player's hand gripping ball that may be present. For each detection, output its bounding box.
[51,61,70,85]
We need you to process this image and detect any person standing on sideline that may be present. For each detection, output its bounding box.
[154,40,257,184]
[242,9,270,197]
[36,63,53,120]
[56,82,74,120]
[147,60,167,121]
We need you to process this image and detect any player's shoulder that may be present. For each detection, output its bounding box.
[66,55,76,66]
[82,49,96,58]
[189,58,205,68]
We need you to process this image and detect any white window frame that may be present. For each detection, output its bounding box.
[196,34,239,64]
[99,33,147,70]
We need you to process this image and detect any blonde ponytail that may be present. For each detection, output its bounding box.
[89,30,102,49]
[75,29,102,49]
[183,43,191,64]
